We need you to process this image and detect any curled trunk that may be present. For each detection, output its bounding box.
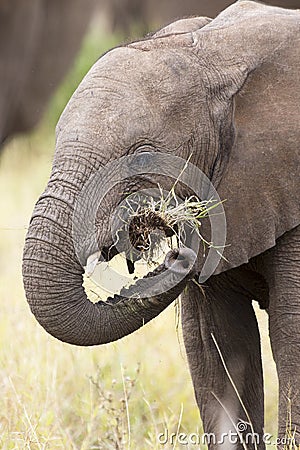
[22,190,196,346]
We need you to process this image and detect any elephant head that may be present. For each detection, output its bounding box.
[23,1,300,346]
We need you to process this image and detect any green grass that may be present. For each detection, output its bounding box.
[0,26,279,450]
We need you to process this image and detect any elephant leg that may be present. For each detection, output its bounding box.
[260,226,300,447]
[181,273,265,449]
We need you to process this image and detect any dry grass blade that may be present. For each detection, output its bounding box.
[211,391,248,450]
[123,185,223,266]
[211,333,258,450]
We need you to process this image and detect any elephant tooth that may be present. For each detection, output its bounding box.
[85,251,101,277]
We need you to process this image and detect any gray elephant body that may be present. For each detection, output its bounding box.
[23,2,300,448]
[0,0,95,145]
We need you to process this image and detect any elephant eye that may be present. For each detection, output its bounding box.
[125,145,158,172]
[134,144,156,154]
[127,151,154,173]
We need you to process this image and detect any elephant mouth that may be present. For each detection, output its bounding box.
[76,183,220,301]
[84,207,195,302]
[128,211,177,251]
[80,182,223,303]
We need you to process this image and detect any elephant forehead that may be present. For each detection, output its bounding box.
[56,46,207,151]
[77,46,202,106]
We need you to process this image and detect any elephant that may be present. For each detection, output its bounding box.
[0,0,95,146]
[101,0,300,34]
[23,1,300,448]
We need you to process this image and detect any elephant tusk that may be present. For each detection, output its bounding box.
[85,251,101,277]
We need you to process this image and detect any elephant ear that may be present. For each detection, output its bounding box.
[196,1,300,274]
[153,16,212,37]
[128,15,212,52]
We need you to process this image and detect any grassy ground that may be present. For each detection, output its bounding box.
[0,28,278,450]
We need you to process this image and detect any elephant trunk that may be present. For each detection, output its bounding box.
[22,189,196,346]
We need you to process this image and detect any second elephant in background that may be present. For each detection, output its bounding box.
[104,0,300,34]
[0,0,95,147]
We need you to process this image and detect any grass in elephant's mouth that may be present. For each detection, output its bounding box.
[85,161,225,299]
[123,184,222,265]
[84,189,221,301]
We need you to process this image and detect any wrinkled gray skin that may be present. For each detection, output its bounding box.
[23,2,300,448]
[0,0,95,146]
[102,0,300,34]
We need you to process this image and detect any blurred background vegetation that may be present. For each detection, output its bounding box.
[0,7,279,450]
